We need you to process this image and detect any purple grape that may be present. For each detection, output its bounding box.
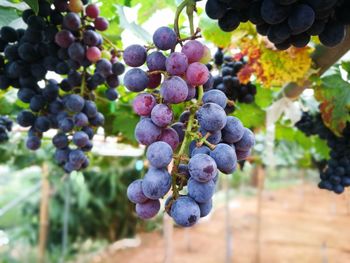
[34,116,51,132]
[55,30,75,48]
[124,68,149,92]
[165,52,188,76]
[94,17,109,31]
[186,62,210,86]
[55,148,70,165]
[146,141,173,168]
[199,199,212,217]
[112,62,125,75]
[188,178,215,203]
[171,122,185,142]
[142,167,171,200]
[146,51,166,71]
[72,131,89,147]
[160,76,188,104]
[210,143,237,174]
[83,100,98,118]
[74,112,89,127]
[171,196,200,227]
[96,59,112,77]
[59,118,74,132]
[127,179,148,204]
[151,104,173,128]
[26,136,41,150]
[203,89,227,109]
[159,127,180,150]
[89,112,105,126]
[203,73,214,91]
[153,27,177,51]
[52,133,69,149]
[132,93,156,116]
[105,88,119,101]
[65,94,85,113]
[197,103,227,132]
[63,13,81,31]
[123,44,147,67]
[134,118,162,145]
[235,128,255,151]
[107,75,119,88]
[135,199,160,219]
[83,30,100,46]
[222,116,245,144]
[188,153,217,183]
[69,149,86,166]
[68,42,85,62]
[148,73,162,89]
[181,40,204,63]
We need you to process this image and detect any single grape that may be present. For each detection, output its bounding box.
[235,128,255,151]
[171,196,200,227]
[124,68,149,92]
[134,118,162,145]
[127,179,148,204]
[210,143,237,174]
[63,12,81,31]
[191,145,211,157]
[123,44,147,67]
[146,51,166,71]
[171,122,185,142]
[188,153,218,183]
[181,40,204,63]
[112,62,125,75]
[146,141,173,168]
[86,4,100,19]
[198,199,212,217]
[72,131,89,147]
[105,88,119,101]
[68,0,83,13]
[65,94,85,113]
[153,27,177,51]
[135,199,160,219]
[34,116,51,132]
[160,76,188,104]
[132,93,156,116]
[165,52,189,76]
[94,17,109,31]
[74,112,89,127]
[159,127,180,151]
[26,135,41,150]
[197,103,227,132]
[236,149,251,161]
[186,62,210,86]
[142,167,171,200]
[202,89,227,109]
[188,178,215,203]
[151,104,173,128]
[53,133,69,149]
[222,116,245,143]
[86,46,101,62]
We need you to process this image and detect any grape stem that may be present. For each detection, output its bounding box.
[186,0,196,36]
[170,85,204,199]
[147,70,168,76]
[174,0,192,42]
[102,35,122,54]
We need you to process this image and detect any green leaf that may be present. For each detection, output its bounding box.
[0,1,29,11]
[100,1,118,20]
[0,7,19,27]
[233,103,265,128]
[131,0,176,24]
[314,72,350,135]
[23,0,38,14]
[199,14,233,48]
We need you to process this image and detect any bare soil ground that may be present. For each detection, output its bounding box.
[91,184,350,263]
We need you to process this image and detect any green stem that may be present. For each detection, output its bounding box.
[102,35,120,52]
[186,0,196,36]
[174,0,190,40]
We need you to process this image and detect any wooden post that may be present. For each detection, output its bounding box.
[255,165,265,263]
[38,163,50,263]
[224,174,232,263]
[163,213,173,263]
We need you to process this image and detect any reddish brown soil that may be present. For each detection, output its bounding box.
[90,184,350,263]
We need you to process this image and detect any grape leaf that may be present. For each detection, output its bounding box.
[0,0,29,10]
[233,103,265,128]
[23,0,38,14]
[100,1,118,20]
[199,15,233,48]
[0,7,19,27]
[131,0,176,25]
[314,73,350,136]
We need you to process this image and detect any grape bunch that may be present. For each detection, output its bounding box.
[208,49,257,114]
[0,116,12,143]
[0,0,125,172]
[296,112,350,194]
[205,0,350,49]
[125,27,255,226]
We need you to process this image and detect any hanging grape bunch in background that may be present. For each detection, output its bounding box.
[296,112,350,195]
[0,116,12,143]
[125,26,255,227]
[205,0,350,49]
[206,48,257,115]
[0,0,126,173]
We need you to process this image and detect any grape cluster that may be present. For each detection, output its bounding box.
[125,27,255,226]
[0,0,125,172]
[205,0,350,49]
[209,49,257,114]
[0,116,12,143]
[296,112,350,194]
